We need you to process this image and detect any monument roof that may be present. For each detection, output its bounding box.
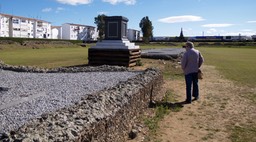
[104,16,128,22]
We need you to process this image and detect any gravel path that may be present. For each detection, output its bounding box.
[0,69,140,133]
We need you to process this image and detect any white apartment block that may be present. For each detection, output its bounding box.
[0,13,51,39]
[62,23,96,41]
[127,29,140,41]
[51,26,62,39]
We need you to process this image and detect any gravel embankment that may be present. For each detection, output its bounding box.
[141,48,185,60]
[0,65,141,134]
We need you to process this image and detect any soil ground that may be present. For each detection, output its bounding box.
[129,59,256,142]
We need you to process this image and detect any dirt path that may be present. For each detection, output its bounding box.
[155,65,256,142]
[130,64,256,142]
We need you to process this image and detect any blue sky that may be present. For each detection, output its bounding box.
[1,0,255,37]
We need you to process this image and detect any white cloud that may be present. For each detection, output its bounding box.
[158,15,205,23]
[57,7,65,11]
[102,0,136,5]
[202,24,234,28]
[42,8,52,12]
[56,7,65,13]
[42,7,65,13]
[247,21,256,23]
[56,0,93,5]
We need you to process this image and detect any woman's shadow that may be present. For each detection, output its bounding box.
[148,99,192,109]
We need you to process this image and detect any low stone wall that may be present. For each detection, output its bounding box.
[21,40,74,46]
[0,62,163,142]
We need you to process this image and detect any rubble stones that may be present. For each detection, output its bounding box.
[0,61,128,73]
[0,61,163,142]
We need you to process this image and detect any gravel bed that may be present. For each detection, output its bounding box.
[0,68,141,133]
[141,48,185,60]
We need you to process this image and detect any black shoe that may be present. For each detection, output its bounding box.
[193,97,199,101]
[184,100,191,104]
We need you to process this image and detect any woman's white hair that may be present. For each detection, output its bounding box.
[186,41,194,48]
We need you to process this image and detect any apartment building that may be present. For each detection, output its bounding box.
[62,23,96,41]
[0,13,51,39]
[51,26,62,39]
[0,13,139,41]
[127,29,140,41]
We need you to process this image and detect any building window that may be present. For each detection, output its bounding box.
[13,19,19,24]
[13,28,21,31]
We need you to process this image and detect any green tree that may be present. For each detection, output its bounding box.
[94,14,106,41]
[139,16,153,43]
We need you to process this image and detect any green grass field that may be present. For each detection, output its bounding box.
[0,47,88,68]
[0,44,255,87]
[199,47,256,87]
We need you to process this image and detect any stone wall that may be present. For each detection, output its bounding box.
[0,62,163,142]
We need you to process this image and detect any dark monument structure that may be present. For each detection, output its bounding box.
[88,16,141,67]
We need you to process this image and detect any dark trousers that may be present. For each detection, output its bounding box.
[185,72,199,102]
